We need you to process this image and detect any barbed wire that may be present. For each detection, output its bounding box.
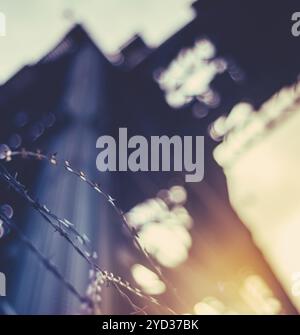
[0,211,92,308]
[85,270,148,315]
[0,152,177,314]
[0,209,144,315]
[3,148,184,309]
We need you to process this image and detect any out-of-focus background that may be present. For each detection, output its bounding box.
[1,0,300,315]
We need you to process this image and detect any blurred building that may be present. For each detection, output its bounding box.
[0,0,300,314]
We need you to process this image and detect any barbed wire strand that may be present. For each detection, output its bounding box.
[0,212,92,307]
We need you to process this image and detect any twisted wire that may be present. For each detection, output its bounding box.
[0,157,177,314]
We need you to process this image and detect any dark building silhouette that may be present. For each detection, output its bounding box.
[0,0,299,314]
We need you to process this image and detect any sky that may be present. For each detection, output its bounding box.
[0,0,195,83]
